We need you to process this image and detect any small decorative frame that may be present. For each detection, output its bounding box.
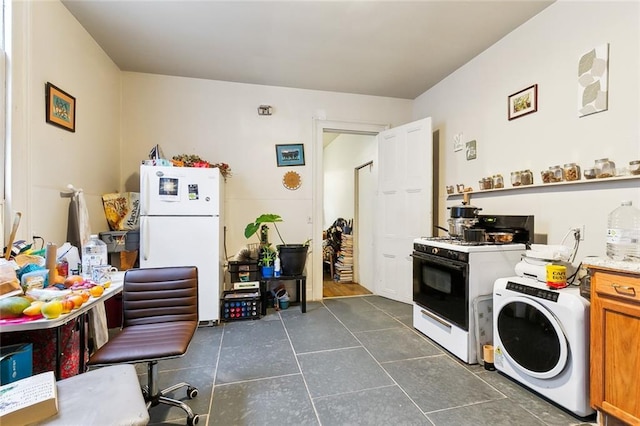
[282,171,302,190]
[508,84,537,120]
[465,140,477,161]
[45,82,76,132]
[275,144,305,167]
[578,43,609,117]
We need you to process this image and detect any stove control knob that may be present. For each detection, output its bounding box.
[431,247,439,255]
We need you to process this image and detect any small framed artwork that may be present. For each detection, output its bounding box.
[45,82,76,132]
[275,144,305,167]
[578,43,609,117]
[465,140,477,161]
[508,84,537,120]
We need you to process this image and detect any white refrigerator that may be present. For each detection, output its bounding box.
[140,164,224,323]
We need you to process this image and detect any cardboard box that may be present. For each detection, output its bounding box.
[0,343,33,385]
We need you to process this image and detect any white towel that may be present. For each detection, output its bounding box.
[74,189,92,251]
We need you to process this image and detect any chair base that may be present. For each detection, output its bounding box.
[145,360,200,426]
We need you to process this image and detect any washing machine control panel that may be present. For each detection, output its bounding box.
[506,281,559,302]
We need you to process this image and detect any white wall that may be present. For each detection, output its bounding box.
[9,1,121,247]
[323,133,376,229]
[413,1,640,260]
[120,73,413,290]
[11,0,638,290]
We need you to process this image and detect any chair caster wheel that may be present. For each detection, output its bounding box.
[187,414,200,425]
[187,386,199,399]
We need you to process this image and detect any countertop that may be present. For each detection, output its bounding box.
[582,257,640,274]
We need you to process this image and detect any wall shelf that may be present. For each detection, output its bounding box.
[446,174,640,200]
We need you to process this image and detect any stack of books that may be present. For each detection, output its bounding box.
[335,233,353,283]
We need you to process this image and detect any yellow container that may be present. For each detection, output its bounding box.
[546,264,567,289]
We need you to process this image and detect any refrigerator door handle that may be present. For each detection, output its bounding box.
[141,170,150,216]
[141,216,149,261]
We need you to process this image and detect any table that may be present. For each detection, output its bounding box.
[259,274,306,315]
[0,272,124,378]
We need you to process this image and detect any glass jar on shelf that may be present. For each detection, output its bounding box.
[446,185,454,195]
[510,171,522,187]
[520,169,533,186]
[629,160,640,175]
[584,168,597,179]
[549,165,564,182]
[541,169,553,184]
[563,163,581,181]
[479,177,493,190]
[492,174,504,189]
[595,158,616,178]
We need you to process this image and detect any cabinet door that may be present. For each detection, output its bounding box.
[591,271,640,425]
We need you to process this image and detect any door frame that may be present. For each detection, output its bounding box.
[312,119,388,302]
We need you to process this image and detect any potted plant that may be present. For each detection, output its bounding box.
[245,214,310,276]
[258,245,277,278]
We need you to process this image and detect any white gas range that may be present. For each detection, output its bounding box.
[412,236,526,364]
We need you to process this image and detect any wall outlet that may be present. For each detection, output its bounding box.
[573,225,585,241]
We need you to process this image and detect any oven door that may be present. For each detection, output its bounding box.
[412,250,469,330]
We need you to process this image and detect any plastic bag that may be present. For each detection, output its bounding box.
[102,192,140,231]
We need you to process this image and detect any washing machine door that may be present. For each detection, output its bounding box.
[496,296,568,379]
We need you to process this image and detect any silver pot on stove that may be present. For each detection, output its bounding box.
[447,217,479,237]
[446,195,482,237]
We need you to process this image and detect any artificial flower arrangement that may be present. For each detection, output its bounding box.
[171,154,232,180]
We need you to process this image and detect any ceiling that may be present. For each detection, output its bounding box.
[61,0,554,100]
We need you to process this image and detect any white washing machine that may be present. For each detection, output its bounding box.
[493,276,594,417]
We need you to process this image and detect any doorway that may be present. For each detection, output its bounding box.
[322,132,375,297]
[312,120,389,301]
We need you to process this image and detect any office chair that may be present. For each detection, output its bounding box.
[88,266,200,425]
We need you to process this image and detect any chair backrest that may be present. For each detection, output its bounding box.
[122,266,198,327]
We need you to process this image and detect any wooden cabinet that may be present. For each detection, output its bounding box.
[588,264,640,425]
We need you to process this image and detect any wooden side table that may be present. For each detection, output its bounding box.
[259,275,306,315]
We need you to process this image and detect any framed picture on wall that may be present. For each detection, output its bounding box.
[45,82,76,132]
[275,144,305,167]
[508,84,538,120]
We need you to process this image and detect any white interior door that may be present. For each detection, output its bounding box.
[374,118,433,303]
[356,162,375,292]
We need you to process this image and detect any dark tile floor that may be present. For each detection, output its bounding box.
[129,295,598,425]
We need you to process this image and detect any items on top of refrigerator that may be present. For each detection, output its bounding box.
[171,154,232,179]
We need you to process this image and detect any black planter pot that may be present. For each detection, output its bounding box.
[277,244,309,276]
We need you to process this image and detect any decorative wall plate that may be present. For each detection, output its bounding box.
[282,171,302,190]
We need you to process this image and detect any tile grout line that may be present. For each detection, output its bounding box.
[278,309,324,425]
[206,321,227,422]
[321,298,435,424]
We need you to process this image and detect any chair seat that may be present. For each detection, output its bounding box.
[89,321,197,365]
